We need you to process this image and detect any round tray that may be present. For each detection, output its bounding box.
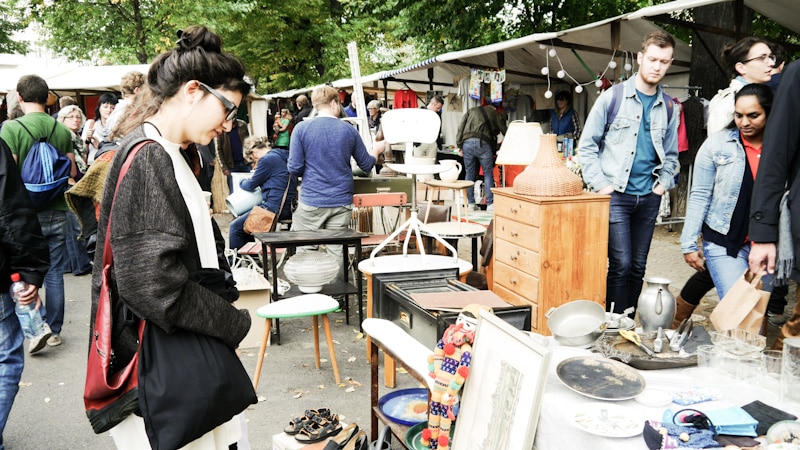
[556,356,646,401]
[378,388,429,426]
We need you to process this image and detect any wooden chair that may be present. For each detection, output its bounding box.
[351,192,408,256]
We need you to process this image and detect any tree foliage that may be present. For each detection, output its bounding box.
[8,0,253,64]
[0,4,28,54]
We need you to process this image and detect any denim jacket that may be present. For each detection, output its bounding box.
[577,76,680,193]
[680,128,745,254]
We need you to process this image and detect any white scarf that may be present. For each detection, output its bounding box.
[144,125,218,269]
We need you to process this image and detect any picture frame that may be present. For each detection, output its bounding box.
[452,310,552,449]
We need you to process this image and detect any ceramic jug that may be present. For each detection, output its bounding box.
[439,160,462,182]
[637,277,676,332]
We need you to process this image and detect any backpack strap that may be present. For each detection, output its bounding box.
[14,118,59,143]
[604,83,674,134]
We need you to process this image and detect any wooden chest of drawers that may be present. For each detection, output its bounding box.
[491,188,610,332]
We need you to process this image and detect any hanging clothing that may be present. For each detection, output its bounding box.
[393,89,418,109]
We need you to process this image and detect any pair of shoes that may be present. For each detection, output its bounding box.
[29,324,53,355]
[767,311,787,327]
[284,408,332,435]
[322,423,360,450]
[47,334,62,347]
[295,413,341,443]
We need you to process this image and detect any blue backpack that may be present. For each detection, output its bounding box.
[16,119,72,210]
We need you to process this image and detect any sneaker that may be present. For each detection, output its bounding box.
[767,311,787,327]
[469,203,479,211]
[47,334,62,347]
[29,324,52,355]
[486,203,494,212]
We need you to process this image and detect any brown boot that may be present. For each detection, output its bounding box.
[672,295,696,329]
[772,296,800,350]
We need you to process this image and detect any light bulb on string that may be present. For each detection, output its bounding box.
[575,85,584,94]
[541,67,549,76]
[595,79,603,88]
[557,70,565,78]
[544,90,553,99]
[608,61,617,69]
[548,48,557,57]
[539,43,547,50]
[624,63,632,72]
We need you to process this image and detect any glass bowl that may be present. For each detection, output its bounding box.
[709,329,766,357]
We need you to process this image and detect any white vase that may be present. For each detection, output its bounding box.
[439,160,462,182]
[283,251,339,293]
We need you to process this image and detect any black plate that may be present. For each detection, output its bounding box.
[556,356,646,400]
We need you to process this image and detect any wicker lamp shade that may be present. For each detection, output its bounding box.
[512,134,583,197]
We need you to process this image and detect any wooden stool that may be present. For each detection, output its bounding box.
[252,294,342,390]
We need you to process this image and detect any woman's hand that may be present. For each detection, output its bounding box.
[683,251,706,271]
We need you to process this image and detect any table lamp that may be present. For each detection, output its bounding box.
[513,133,583,197]
[495,121,543,187]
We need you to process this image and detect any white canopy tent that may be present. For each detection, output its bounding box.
[265,0,798,101]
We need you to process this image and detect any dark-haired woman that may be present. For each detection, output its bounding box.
[81,92,117,164]
[93,26,252,448]
[681,84,774,300]
[708,36,775,134]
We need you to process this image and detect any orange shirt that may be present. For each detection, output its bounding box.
[742,135,761,180]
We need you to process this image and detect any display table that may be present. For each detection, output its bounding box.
[534,341,800,450]
[253,228,367,341]
[358,254,472,388]
[419,221,486,268]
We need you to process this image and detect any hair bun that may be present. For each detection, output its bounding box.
[174,26,221,53]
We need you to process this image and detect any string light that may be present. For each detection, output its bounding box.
[538,42,620,95]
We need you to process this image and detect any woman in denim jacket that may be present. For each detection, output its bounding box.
[681,84,773,299]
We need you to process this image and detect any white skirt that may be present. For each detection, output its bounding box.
[110,413,243,450]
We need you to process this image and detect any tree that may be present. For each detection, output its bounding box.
[0,5,28,54]
[9,0,253,64]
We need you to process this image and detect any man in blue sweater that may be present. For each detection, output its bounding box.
[288,86,380,273]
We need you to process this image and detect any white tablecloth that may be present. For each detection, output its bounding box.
[533,340,800,450]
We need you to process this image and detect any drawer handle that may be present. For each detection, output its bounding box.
[509,254,518,261]
[510,277,518,285]
[510,231,519,237]
[510,207,519,214]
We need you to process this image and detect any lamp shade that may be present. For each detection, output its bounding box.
[495,121,543,165]
[512,133,583,197]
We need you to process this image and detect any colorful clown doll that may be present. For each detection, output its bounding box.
[421,304,492,450]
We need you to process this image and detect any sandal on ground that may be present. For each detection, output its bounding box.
[322,423,359,450]
[295,414,342,443]
[284,408,332,435]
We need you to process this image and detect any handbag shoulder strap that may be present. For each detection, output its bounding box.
[101,138,153,267]
[272,178,292,231]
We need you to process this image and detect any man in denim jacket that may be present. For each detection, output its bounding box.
[578,30,680,316]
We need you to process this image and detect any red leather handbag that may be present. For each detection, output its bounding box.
[83,140,149,433]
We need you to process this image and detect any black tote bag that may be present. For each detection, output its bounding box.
[138,321,257,450]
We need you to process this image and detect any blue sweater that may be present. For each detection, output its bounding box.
[240,148,296,220]
[288,116,375,207]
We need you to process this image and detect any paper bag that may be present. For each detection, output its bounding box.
[243,205,276,234]
[709,270,770,334]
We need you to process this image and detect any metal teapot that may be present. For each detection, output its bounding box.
[637,277,676,332]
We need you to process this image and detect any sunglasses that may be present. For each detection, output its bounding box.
[198,81,238,121]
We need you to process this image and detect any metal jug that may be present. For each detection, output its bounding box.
[637,277,676,332]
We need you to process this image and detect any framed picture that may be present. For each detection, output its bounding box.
[452,310,552,449]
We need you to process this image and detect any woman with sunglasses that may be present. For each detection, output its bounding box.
[681,84,774,300]
[93,25,252,448]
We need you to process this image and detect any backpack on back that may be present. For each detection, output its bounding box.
[16,119,72,210]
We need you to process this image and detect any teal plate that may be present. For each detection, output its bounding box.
[405,421,455,450]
